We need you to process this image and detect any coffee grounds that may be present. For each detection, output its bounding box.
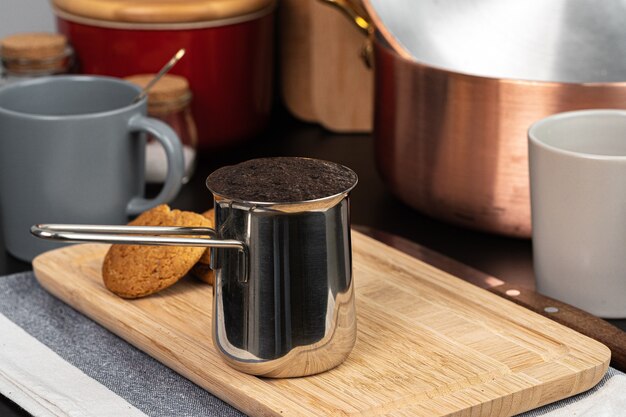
[206,157,358,203]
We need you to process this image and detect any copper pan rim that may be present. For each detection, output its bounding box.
[374,37,626,88]
[364,0,626,88]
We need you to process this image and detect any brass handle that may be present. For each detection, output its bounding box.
[320,0,372,36]
[318,0,374,68]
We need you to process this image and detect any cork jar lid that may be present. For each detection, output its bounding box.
[0,32,68,60]
[52,0,275,24]
[125,74,191,111]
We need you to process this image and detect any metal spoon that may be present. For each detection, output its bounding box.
[132,48,186,104]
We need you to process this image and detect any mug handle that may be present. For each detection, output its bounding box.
[126,115,185,215]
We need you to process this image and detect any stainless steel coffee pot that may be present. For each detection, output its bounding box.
[32,157,358,377]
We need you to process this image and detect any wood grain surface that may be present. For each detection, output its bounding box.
[310,0,373,132]
[32,231,610,416]
[490,283,626,371]
[279,0,317,122]
[280,0,373,132]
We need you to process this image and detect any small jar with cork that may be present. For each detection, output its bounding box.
[125,74,197,184]
[0,32,73,85]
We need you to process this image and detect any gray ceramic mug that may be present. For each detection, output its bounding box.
[0,76,184,261]
[529,109,626,318]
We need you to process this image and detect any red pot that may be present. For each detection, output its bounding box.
[52,0,275,150]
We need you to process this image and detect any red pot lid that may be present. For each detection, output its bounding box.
[51,0,275,23]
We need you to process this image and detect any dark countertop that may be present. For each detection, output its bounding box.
[1,108,624,416]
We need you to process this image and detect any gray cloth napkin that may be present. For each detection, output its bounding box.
[0,272,242,417]
[0,271,624,417]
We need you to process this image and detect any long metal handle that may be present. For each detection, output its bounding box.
[31,224,249,281]
[31,224,245,248]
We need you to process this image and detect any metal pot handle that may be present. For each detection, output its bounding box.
[321,0,372,35]
[319,0,374,67]
[31,224,249,282]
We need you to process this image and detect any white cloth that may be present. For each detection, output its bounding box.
[546,374,626,416]
[523,372,626,416]
[0,313,147,417]
[145,142,195,183]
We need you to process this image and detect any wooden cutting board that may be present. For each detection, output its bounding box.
[32,231,610,416]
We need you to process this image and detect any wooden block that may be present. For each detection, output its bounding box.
[310,0,373,132]
[279,0,317,122]
[279,0,374,132]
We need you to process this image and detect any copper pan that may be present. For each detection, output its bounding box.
[323,0,626,237]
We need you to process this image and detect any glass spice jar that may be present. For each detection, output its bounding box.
[0,32,73,85]
[125,74,198,184]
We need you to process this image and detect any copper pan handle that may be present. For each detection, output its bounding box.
[320,0,372,35]
[318,0,374,67]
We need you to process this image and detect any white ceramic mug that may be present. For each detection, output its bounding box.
[529,109,626,318]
